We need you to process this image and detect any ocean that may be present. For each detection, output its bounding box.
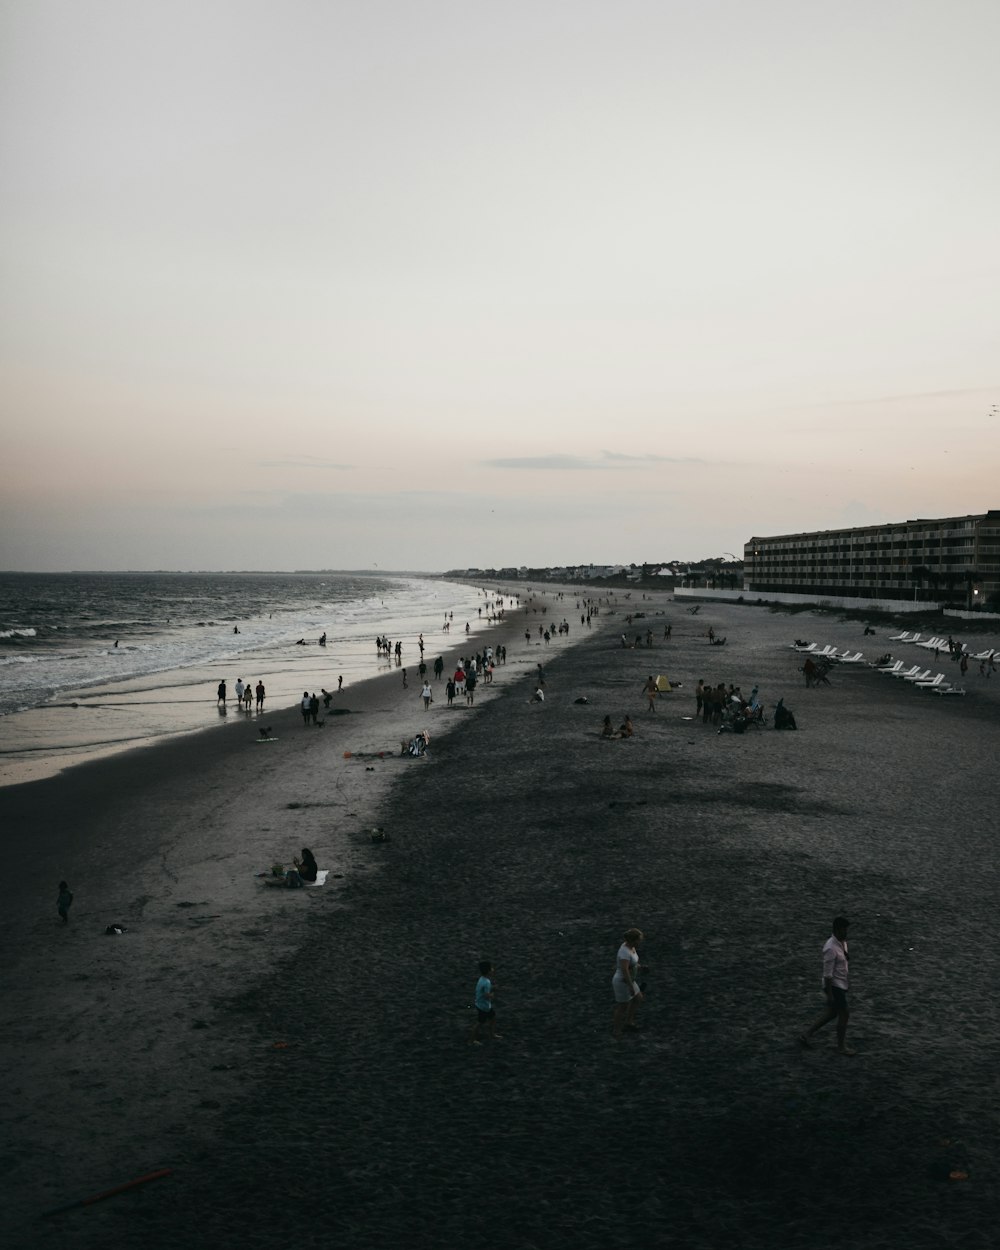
[0,571,500,782]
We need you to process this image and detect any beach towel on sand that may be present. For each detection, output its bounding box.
[259,870,330,888]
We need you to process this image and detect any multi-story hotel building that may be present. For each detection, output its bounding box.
[744,511,1000,606]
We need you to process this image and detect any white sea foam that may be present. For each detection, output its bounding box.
[0,573,497,720]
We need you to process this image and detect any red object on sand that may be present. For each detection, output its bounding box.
[343,751,352,758]
[42,1167,173,1217]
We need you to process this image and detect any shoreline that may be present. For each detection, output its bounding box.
[0,575,508,787]
[5,592,999,1247]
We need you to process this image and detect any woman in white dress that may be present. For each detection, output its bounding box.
[612,928,644,1038]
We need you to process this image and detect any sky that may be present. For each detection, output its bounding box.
[1,0,997,572]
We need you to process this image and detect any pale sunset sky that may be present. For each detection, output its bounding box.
[1,0,997,572]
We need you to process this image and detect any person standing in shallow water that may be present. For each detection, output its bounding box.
[643,675,658,712]
[799,916,855,1055]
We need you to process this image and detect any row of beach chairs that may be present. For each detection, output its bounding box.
[791,636,969,694]
[889,630,995,661]
[874,658,965,696]
[790,642,865,663]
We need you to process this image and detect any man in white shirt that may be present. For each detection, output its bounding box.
[799,916,856,1056]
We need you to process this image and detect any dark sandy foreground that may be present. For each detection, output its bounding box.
[4,597,999,1249]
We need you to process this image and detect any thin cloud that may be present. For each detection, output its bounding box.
[257,456,354,470]
[484,451,703,471]
[825,386,998,408]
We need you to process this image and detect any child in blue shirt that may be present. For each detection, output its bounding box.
[471,960,500,1044]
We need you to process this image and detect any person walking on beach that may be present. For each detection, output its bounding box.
[217,680,227,707]
[338,675,343,690]
[470,960,500,1044]
[300,692,311,727]
[434,656,444,680]
[643,675,658,712]
[446,678,456,707]
[421,681,433,710]
[234,678,244,706]
[612,928,644,1037]
[799,916,855,1056]
[255,680,265,710]
[309,693,320,725]
[57,880,73,924]
[243,683,252,711]
[465,668,477,705]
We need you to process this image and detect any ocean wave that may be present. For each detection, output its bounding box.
[0,573,488,721]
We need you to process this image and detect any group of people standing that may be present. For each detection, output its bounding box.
[694,679,761,727]
[217,679,265,711]
[376,635,404,662]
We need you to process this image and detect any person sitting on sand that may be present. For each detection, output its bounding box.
[619,715,634,738]
[602,715,616,738]
[774,698,797,730]
[294,848,318,883]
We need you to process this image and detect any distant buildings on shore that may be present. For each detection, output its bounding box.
[446,509,1000,612]
[745,511,1000,609]
[443,560,741,588]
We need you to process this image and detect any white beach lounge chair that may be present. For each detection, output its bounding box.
[889,631,908,641]
[931,684,966,696]
[814,645,837,657]
[972,648,995,661]
[877,660,904,673]
[793,642,817,652]
[901,669,933,682]
[839,651,864,663]
[915,636,939,649]
[889,665,921,678]
[914,673,947,689]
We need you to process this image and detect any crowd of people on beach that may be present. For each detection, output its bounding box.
[694,679,766,732]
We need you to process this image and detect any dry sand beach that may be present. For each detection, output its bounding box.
[3,591,999,1249]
